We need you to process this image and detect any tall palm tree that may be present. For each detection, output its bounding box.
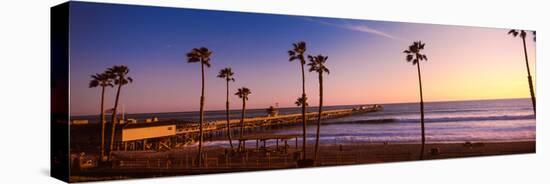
[217,67,235,150]
[403,41,428,160]
[186,47,212,166]
[508,29,536,115]
[106,65,132,160]
[307,54,330,163]
[288,41,309,160]
[89,72,113,161]
[235,87,251,151]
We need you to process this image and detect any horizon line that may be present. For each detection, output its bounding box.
[70,97,530,117]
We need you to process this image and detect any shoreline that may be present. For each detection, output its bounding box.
[198,138,537,147]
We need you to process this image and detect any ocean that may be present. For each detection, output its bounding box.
[303,98,535,144]
[72,98,535,145]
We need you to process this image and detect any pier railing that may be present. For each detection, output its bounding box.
[111,144,409,171]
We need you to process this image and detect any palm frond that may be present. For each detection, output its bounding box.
[288,41,307,63]
[288,50,296,57]
[295,96,308,107]
[218,68,235,81]
[217,71,226,78]
[235,87,251,100]
[307,55,314,61]
[289,56,297,62]
[187,47,213,67]
[406,54,413,62]
[508,29,519,37]
[404,41,427,65]
[89,80,99,88]
[106,65,132,86]
[91,74,100,80]
[308,54,330,74]
[186,51,200,63]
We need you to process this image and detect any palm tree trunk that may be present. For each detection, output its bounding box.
[198,63,205,167]
[416,62,425,160]
[300,62,307,160]
[239,98,246,151]
[226,80,234,150]
[314,73,323,163]
[109,82,122,161]
[100,86,106,161]
[522,37,536,115]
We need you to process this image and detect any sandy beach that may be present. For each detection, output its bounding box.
[70,140,535,182]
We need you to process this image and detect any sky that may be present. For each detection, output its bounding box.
[68,2,536,116]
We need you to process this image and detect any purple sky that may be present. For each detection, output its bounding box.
[68,2,536,115]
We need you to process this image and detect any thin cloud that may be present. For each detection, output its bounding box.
[342,23,399,40]
[303,17,401,40]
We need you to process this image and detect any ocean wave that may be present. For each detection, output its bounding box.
[372,108,532,117]
[400,114,535,123]
[330,114,535,124]
[324,119,397,124]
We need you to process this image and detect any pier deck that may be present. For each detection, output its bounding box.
[176,104,382,135]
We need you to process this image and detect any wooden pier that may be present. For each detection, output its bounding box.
[117,105,382,152]
[178,104,382,135]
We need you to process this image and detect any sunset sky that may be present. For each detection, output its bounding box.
[69,2,536,115]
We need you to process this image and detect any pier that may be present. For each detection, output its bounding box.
[180,104,382,134]
[114,105,382,152]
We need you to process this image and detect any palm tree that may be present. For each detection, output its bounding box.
[266,106,278,117]
[186,47,212,166]
[89,72,113,161]
[508,29,536,115]
[235,87,251,151]
[403,41,428,160]
[106,65,132,160]
[307,54,330,163]
[217,67,235,150]
[288,41,309,160]
[295,96,308,107]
